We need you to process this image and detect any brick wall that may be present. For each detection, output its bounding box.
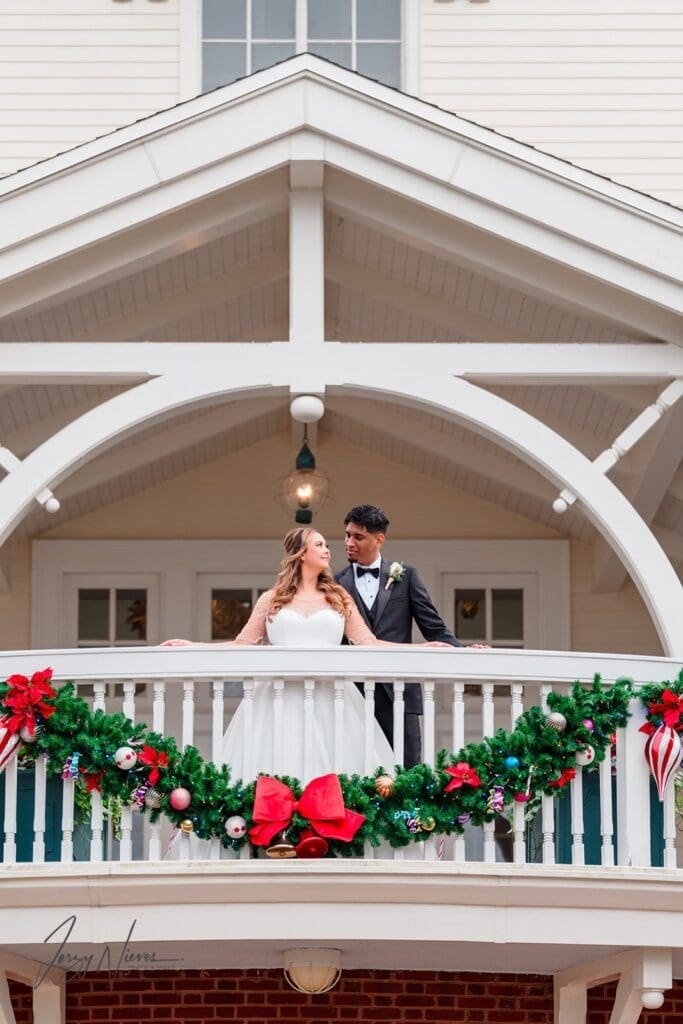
[9,971,683,1022]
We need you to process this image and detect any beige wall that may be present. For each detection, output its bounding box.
[0,539,31,651]
[39,433,561,542]
[570,540,663,656]
[0,0,181,177]
[0,434,656,658]
[422,0,683,207]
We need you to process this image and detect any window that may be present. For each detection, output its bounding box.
[195,573,272,641]
[60,574,160,649]
[455,587,525,649]
[201,0,402,92]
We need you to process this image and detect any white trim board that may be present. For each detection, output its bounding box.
[31,538,570,651]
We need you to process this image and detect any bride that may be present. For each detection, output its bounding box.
[163,527,450,781]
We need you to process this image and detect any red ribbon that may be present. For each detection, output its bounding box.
[137,745,169,786]
[3,668,56,735]
[249,773,365,846]
[443,761,482,793]
[548,768,576,789]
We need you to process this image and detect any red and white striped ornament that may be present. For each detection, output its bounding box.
[645,724,682,802]
[0,718,21,774]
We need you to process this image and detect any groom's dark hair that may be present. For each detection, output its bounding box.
[344,504,389,534]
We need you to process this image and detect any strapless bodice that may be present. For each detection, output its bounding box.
[265,607,345,647]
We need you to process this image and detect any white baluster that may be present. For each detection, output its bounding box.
[617,695,652,867]
[333,679,345,773]
[33,755,47,864]
[181,680,195,751]
[119,680,136,863]
[241,678,254,783]
[393,679,404,768]
[481,682,496,863]
[2,756,18,865]
[452,681,465,864]
[510,683,526,864]
[511,683,523,725]
[272,678,284,774]
[364,679,376,776]
[571,768,585,866]
[153,679,166,735]
[363,678,376,859]
[482,682,494,737]
[540,685,555,865]
[303,678,315,783]
[423,680,435,767]
[599,754,614,867]
[90,681,106,863]
[60,778,75,863]
[663,780,677,869]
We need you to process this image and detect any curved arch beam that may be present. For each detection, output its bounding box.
[0,365,680,655]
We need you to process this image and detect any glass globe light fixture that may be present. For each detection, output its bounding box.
[283,948,342,994]
[277,430,332,525]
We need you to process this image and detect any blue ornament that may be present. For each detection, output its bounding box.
[504,756,520,770]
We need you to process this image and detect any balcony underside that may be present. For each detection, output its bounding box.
[2,861,683,977]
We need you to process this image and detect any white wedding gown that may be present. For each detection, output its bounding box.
[221,599,395,781]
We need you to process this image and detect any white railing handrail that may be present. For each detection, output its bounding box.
[0,645,679,685]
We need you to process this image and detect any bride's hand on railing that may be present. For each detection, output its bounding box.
[421,641,453,648]
[160,638,196,647]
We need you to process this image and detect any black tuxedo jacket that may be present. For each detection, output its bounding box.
[335,558,462,714]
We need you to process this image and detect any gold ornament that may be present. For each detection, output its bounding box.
[266,841,297,859]
[374,774,395,798]
[418,816,436,833]
[180,819,194,833]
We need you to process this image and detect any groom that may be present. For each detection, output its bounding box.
[335,504,462,768]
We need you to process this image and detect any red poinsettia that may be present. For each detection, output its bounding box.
[443,761,482,793]
[3,668,56,735]
[548,767,576,789]
[137,745,169,785]
[646,689,683,730]
[80,768,105,793]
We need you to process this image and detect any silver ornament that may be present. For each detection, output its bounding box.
[19,724,40,743]
[144,787,162,809]
[545,712,567,732]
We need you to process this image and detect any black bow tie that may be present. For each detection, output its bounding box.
[356,566,380,578]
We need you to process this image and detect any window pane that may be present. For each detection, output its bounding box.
[455,589,486,642]
[492,589,524,641]
[252,0,295,39]
[203,41,247,89]
[252,41,296,72]
[78,589,109,642]
[308,0,351,39]
[212,589,253,641]
[357,0,400,39]
[356,42,401,87]
[203,0,246,38]
[308,41,352,69]
[116,589,147,642]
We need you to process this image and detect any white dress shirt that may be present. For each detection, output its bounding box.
[353,555,382,610]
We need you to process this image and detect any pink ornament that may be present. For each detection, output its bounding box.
[514,792,531,803]
[645,725,682,802]
[0,721,21,774]
[169,787,191,811]
[582,718,595,732]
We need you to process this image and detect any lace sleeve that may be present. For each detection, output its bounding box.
[344,600,376,646]
[234,590,272,645]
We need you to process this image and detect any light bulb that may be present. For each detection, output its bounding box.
[296,483,313,508]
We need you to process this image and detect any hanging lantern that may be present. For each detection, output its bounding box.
[276,397,332,524]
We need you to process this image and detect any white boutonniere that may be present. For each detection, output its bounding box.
[385,561,406,590]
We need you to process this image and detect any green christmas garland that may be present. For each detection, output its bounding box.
[0,669,635,857]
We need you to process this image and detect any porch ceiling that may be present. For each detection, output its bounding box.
[3,382,680,580]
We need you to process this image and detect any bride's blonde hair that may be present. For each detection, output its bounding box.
[268,527,351,618]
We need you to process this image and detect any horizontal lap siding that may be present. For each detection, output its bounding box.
[0,0,180,177]
[422,1,683,207]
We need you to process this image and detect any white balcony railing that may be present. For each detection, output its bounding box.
[0,647,679,871]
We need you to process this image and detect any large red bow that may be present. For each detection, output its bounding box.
[137,745,169,786]
[3,668,56,735]
[249,773,365,846]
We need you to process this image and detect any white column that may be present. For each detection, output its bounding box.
[289,139,325,349]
